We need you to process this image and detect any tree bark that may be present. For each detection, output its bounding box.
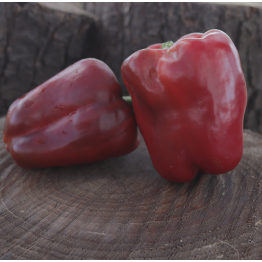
[0,115,261,259]
[0,2,97,115]
[85,2,262,134]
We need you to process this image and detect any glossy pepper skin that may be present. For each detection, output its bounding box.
[121,29,247,183]
[4,58,139,168]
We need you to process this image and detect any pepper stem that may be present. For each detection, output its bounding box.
[123,96,132,105]
[161,41,174,49]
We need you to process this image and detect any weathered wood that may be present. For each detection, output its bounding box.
[0,3,97,115]
[0,116,261,259]
[85,2,262,134]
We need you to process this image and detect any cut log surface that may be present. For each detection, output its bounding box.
[0,116,262,259]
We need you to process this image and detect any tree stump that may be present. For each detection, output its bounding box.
[0,3,97,115]
[85,2,262,134]
[0,116,261,259]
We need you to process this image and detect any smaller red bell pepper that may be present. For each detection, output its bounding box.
[121,29,247,183]
[4,58,139,168]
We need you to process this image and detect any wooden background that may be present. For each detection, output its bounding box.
[0,116,262,259]
[2,2,262,133]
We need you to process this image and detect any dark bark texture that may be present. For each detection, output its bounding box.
[0,2,97,115]
[1,2,262,133]
[0,115,262,259]
[85,2,262,134]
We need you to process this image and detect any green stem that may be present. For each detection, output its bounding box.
[122,96,132,106]
[161,41,174,49]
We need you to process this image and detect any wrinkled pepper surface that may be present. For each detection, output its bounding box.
[121,29,247,183]
[4,58,139,168]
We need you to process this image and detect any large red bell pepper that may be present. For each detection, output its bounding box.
[121,29,247,183]
[4,58,139,168]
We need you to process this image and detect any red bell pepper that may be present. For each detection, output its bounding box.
[4,58,139,168]
[121,29,247,183]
